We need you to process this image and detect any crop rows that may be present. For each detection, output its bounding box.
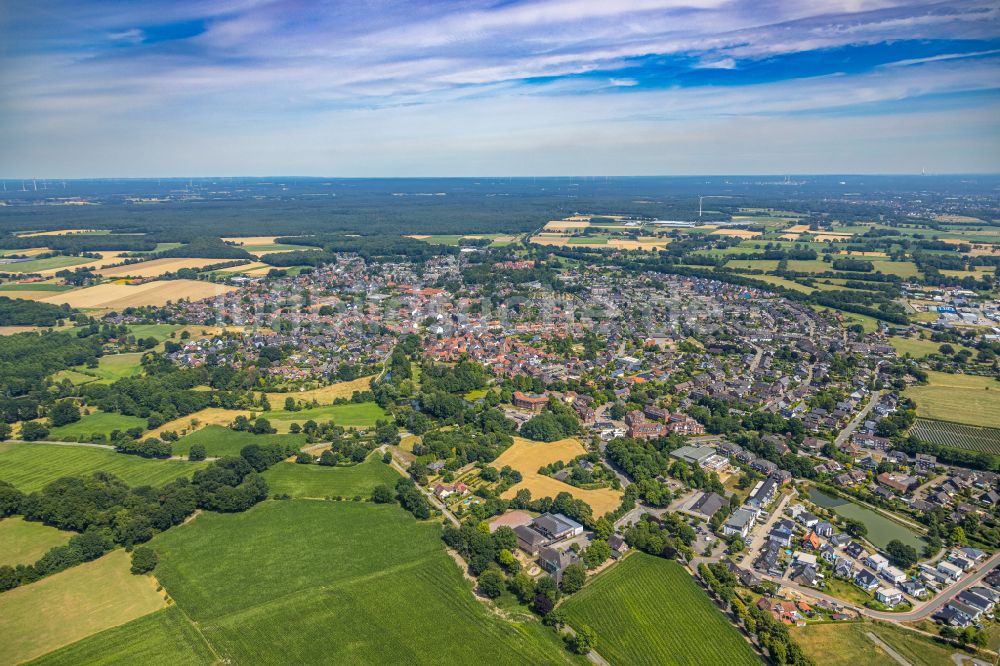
[911,419,1000,456]
[563,553,760,666]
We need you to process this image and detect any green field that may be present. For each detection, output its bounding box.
[905,371,1000,428]
[0,256,94,273]
[150,500,577,665]
[791,621,958,666]
[27,606,216,666]
[562,553,760,665]
[809,304,881,332]
[266,401,387,428]
[0,517,73,567]
[172,425,307,457]
[0,283,73,292]
[262,456,400,498]
[126,324,186,340]
[52,353,145,386]
[0,442,207,492]
[47,411,148,440]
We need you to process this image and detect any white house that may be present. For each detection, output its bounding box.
[937,560,963,581]
[876,587,904,608]
[881,565,907,585]
[866,553,889,573]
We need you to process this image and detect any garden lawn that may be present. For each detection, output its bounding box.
[0,442,207,492]
[262,456,400,498]
[26,606,216,666]
[47,411,147,440]
[562,553,760,666]
[905,371,1000,428]
[150,500,577,665]
[265,401,387,429]
[172,425,307,458]
[0,549,166,666]
[0,516,73,567]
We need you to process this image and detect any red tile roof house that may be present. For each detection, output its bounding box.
[512,391,549,414]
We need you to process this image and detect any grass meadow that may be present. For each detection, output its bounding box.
[0,549,166,665]
[0,442,207,492]
[265,401,387,429]
[26,606,216,666]
[150,500,577,665]
[0,517,73,567]
[171,425,307,458]
[262,456,400,498]
[905,371,1000,428]
[562,553,760,666]
[47,411,147,440]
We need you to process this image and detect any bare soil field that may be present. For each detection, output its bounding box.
[97,258,224,278]
[493,437,622,516]
[39,280,236,309]
[544,220,590,231]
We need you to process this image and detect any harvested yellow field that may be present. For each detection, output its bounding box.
[19,229,100,237]
[0,549,165,666]
[544,220,590,231]
[712,229,761,239]
[2,291,66,302]
[966,244,1000,256]
[222,235,281,245]
[838,250,887,257]
[494,437,623,517]
[38,280,236,309]
[242,265,279,276]
[148,407,251,439]
[785,224,810,233]
[813,233,854,242]
[0,325,40,335]
[213,261,270,274]
[1,247,52,257]
[97,257,224,278]
[607,238,671,250]
[407,235,431,240]
[265,376,374,405]
[35,251,129,276]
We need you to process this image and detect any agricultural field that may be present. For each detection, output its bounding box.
[264,401,387,429]
[562,553,760,666]
[262,455,400,498]
[27,606,217,666]
[905,371,1000,428]
[37,280,236,309]
[0,517,73,567]
[0,549,166,666]
[0,442,207,492]
[264,375,374,405]
[910,419,1000,456]
[96,257,224,278]
[46,410,148,440]
[0,255,96,274]
[150,500,577,665]
[0,282,73,292]
[493,437,622,517]
[172,425,307,458]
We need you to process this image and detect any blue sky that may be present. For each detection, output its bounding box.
[1,0,998,176]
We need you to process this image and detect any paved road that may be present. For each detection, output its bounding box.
[744,492,792,563]
[748,343,764,371]
[835,389,882,447]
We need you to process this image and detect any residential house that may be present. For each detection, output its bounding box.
[537,547,581,584]
[723,508,757,539]
[875,587,904,608]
